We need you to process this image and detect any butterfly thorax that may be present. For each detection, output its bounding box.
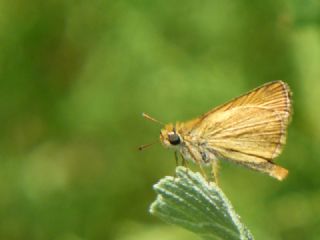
[160,120,218,165]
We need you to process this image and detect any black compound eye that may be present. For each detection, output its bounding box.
[168,133,181,145]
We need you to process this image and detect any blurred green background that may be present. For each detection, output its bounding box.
[0,0,320,239]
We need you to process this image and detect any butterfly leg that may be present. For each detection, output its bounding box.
[181,154,189,175]
[192,161,209,183]
[211,160,219,185]
[173,151,179,179]
[199,165,209,183]
[174,151,179,167]
[185,144,209,181]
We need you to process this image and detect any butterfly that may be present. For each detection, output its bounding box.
[140,81,292,182]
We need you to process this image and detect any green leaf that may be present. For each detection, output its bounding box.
[150,166,254,240]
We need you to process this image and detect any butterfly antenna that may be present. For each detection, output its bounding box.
[142,113,164,126]
[138,141,158,151]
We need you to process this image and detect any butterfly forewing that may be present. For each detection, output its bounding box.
[200,81,291,121]
[191,81,292,164]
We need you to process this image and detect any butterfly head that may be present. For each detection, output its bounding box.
[139,113,183,151]
[160,124,182,148]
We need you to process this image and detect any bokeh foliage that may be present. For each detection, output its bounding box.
[0,0,320,239]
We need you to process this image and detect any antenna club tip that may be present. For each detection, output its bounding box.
[141,112,164,125]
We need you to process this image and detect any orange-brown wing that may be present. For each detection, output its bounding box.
[191,81,292,163]
[202,80,291,124]
[203,106,286,162]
